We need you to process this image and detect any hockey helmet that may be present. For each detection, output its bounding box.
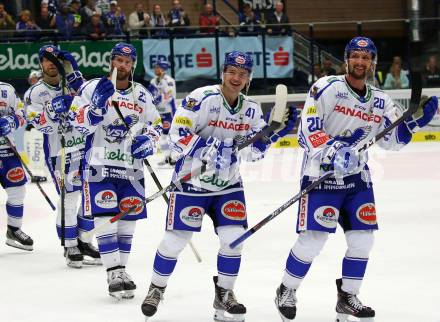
[154,59,169,71]
[38,44,60,61]
[344,37,377,64]
[223,51,253,73]
[111,42,137,68]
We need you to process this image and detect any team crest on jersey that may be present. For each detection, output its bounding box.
[183,98,197,111]
[102,114,138,143]
[310,86,319,97]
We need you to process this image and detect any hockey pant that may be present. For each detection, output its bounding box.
[151,225,245,289]
[282,230,374,294]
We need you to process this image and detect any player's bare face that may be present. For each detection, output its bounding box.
[112,56,134,81]
[41,58,58,77]
[347,51,373,80]
[223,66,249,94]
[154,66,164,77]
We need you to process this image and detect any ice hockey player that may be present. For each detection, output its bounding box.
[149,59,177,166]
[0,81,33,251]
[141,51,297,321]
[25,45,101,267]
[70,42,162,300]
[274,37,438,322]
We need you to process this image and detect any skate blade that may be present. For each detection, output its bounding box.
[66,260,83,269]
[274,299,295,322]
[82,257,102,265]
[335,313,375,322]
[109,291,123,301]
[5,239,33,251]
[214,309,245,322]
[122,290,135,299]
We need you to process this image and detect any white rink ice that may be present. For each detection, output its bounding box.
[1,143,440,322]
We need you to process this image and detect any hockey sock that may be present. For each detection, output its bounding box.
[95,216,120,268]
[282,231,329,289]
[159,134,170,157]
[5,186,25,228]
[216,225,245,290]
[118,220,136,267]
[151,230,193,287]
[56,191,80,247]
[78,213,95,244]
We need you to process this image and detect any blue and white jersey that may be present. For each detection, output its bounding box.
[24,80,85,158]
[70,79,162,172]
[0,82,25,153]
[298,75,409,179]
[150,74,176,114]
[170,85,267,194]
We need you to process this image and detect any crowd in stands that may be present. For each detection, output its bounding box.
[0,0,291,40]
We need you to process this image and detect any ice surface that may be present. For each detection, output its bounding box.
[1,143,439,322]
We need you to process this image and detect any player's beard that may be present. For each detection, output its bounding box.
[117,69,130,81]
[348,64,368,80]
[42,66,60,85]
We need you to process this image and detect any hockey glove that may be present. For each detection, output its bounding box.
[0,115,19,136]
[146,84,162,106]
[87,77,114,125]
[58,50,83,92]
[201,136,238,170]
[131,134,155,159]
[404,96,438,133]
[49,95,73,122]
[320,128,366,174]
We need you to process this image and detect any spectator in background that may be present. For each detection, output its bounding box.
[150,4,167,37]
[35,4,55,30]
[383,61,409,89]
[41,0,58,18]
[337,62,346,75]
[308,63,323,84]
[105,0,126,36]
[70,0,82,36]
[95,0,111,16]
[322,58,337,76]
[0,3,15,30]
[239,3,261,34]
[167,0,190,33]
[55,4,75,39]
[423,55,440,88]
[128,2,150,37]
[392,56,409,77]
[16,9,41,39]
[86,11,106,40]
[199,3,220,34]
[28,70,42,86]
[266,1,290,35]
[81,0,102,25]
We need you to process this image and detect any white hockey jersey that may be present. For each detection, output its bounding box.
[71,79,162,171]
[0,82,25,154]
[24,80,85,158]
[298,75,410,179]
[150,74,176,114]
[170,85,267,193]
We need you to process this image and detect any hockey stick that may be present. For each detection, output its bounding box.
[84,84,289,241]
[4,136,56,210]
[229,72,423,249]
[42,50,67,246]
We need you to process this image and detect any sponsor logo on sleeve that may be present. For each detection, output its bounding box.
[221,200,246,220]
[6,167,25,183]
[356,203,377,225]
[179,206,204,228]
[174,116,192,127]
[314,206,339,229]
[119,196,144,215]
[308,131,329,148]
[94,190,117,209]
[183,98,197,111]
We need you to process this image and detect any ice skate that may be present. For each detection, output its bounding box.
[141,283,166,320]
[213,276,246,322]
[157,156,176,168]
[119,268,136,299]
[6,226,33,251]
[107,267,124,300]
[274,283,297,321]
[63,246,83,268]
[335,279,375,322]
[77,239,102,265]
